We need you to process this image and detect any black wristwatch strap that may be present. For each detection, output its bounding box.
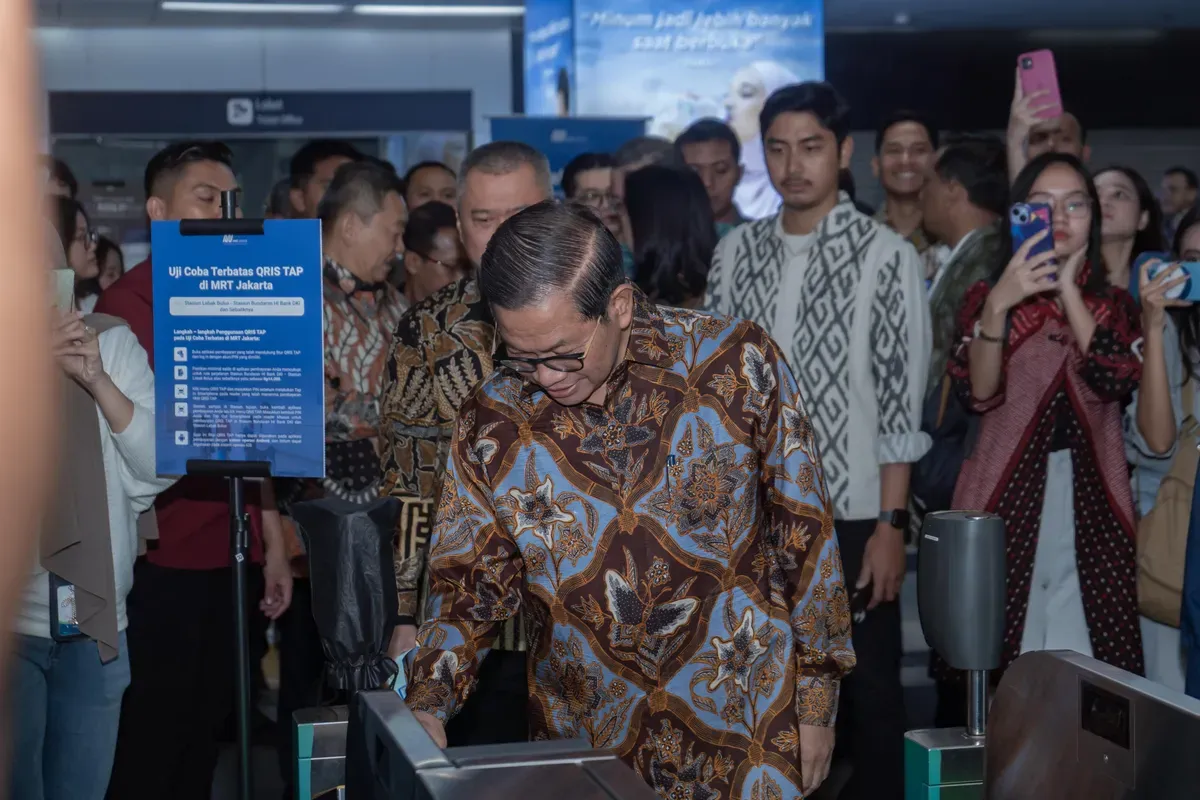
[878,509,911,529]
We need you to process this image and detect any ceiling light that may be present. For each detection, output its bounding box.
[352,4,524,16]
[161,2,346,12]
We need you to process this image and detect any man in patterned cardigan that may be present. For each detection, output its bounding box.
[704,81,931,800]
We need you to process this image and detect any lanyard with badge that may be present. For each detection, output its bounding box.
[49,573,86,642]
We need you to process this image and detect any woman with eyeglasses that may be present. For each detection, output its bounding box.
[50,197,98,309]
[940,153,1144,691]
[400,201,466,307]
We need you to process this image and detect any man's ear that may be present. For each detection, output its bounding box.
[841,135,856,171]
[611,282,636,328]
[289,186,307,216]
[403,250,421,278]
[1081,144,1092,164]
[145,197,167,222]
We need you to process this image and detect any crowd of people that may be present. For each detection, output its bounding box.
[17,66,1200,800]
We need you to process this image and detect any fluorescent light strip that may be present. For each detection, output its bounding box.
[353,4,524,15]
[161,2,346,13]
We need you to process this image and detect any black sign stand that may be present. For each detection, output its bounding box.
[180,190,270,800]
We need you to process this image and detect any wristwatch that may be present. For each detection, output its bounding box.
[879,509,911,530]
[973,319,1004,344]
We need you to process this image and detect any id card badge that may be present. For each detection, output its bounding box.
[48,572,85,642]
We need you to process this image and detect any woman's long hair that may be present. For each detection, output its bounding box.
[625,164,717,306]
[1094,165,1165,261]
[1170,206,1200,381]
[995,152,1107,295]
[49,196,86,257]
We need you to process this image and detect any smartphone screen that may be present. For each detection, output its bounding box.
[50,269,74,313]
[1018,49,1064,119]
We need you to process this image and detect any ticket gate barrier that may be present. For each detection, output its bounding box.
[905,511,1006,799]
[986,650,1200,799]
[355,690,658,800]
[295,706,349,799]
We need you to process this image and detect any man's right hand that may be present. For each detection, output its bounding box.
[412,709,447,748]
[1008,67,1057,143]
[388,624,418,661]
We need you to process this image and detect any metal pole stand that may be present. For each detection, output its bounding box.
[966,669,989,739]
[182,187,270,800]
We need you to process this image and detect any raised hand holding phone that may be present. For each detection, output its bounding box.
[986,229,1059,316]
[1137,257,1193,327]
[1017,50,1064,120]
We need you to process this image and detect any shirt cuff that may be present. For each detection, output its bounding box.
[877,430,932,465]
[795,673,841,727]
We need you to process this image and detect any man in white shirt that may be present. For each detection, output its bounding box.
[705,81,931,800]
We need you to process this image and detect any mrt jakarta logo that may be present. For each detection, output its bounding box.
[226,98,254,126]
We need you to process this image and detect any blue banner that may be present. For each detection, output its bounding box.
[524,0,577,117]
[489,116,647,194]
[151,219,326,479]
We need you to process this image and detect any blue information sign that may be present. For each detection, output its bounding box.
[151,219,326,479]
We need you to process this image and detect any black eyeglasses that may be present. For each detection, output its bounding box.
[496,320,600,375]
[409,248,462,272]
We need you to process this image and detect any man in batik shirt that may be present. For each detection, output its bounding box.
[380,141,553,745]
[276,161,407,794]
[406,202,854,798]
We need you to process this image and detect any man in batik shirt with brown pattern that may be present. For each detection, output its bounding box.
[405,201,854,799]
[380,141,553,746]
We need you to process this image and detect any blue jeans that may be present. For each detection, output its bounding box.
[9,632,130,800]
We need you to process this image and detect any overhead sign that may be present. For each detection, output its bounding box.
[151,219,326,479]
[49,91,473,136]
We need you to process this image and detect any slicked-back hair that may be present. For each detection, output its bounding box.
[760,81,851,145]
[317,161,405,235]
[480,201,625,320]
[458,141,552,200]
[144,140,233,199]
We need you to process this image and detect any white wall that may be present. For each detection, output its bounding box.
[35,27,513,141]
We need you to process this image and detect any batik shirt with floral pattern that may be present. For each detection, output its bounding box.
[406,296,855,800]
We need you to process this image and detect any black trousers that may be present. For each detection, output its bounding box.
[444,649,529,746]
[276,577,340,795]
[106,560,264,800]
[833,518,907,800]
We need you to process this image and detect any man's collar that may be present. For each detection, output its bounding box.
[324,258,387,296]
[773,190,855,241]
[623,290,676,370]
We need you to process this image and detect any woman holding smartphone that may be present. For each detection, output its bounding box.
[946,152,1144,679]
[1125,207,1200,692]
[10,241,174,799]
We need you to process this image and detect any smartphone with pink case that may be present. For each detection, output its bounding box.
[1017,49,1063,119]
